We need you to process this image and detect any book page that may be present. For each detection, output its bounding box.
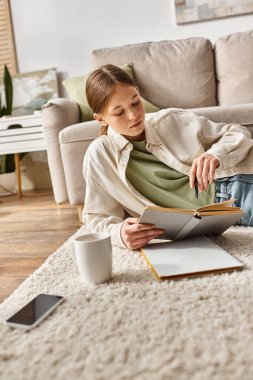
[145,198,242,216]
[197,198,242,215]
[197,207,244,216]
[144,205,194,215]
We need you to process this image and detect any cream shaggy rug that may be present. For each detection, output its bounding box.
[1,225,253,380]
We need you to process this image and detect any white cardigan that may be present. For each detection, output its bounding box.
[82,108,253,248]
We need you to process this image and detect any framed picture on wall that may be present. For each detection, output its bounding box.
[175,0,253,24]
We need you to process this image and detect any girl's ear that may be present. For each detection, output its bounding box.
[93,113,109,127]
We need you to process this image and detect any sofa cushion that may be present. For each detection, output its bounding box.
[215,30,253,106]
[63,63,159,122]
[63,75,93,122]
[189,103,253,132]
[91,38,217,109]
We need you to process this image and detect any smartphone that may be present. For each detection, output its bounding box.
[5,293,64,331]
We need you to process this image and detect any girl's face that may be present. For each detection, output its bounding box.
[94,84,145,141]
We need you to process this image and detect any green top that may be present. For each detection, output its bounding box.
[126,140,215,209]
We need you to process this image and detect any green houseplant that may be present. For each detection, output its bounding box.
[0,64,13,117]
[0,64,16,195]
[0,64,15,175]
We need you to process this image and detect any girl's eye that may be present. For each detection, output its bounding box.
[114,100,140,116]
[114,110,124,117]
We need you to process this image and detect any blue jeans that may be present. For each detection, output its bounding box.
[215,174,253,226]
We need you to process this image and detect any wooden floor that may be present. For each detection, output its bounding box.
[0,189,81,303]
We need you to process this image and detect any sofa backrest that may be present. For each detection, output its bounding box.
[91,37,217,109]
[215,29,253,106]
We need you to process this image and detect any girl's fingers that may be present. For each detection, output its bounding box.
[125,218,142,225]
[189,160,197,189]
[131,228,163,240]
[209,157,219,184]
[121,218,164,250]
[125,218,156,230]
[126,220,161,236]
[196,159,204,191]
[190,154,219,192]
[202,158,211,190]
[129,233,161,250]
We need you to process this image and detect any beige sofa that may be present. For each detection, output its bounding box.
[42,29,253,205]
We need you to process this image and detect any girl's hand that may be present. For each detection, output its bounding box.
[121,217,164,250]
[189,153,220,192]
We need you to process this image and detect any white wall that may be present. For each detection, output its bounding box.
[10,0,253,95]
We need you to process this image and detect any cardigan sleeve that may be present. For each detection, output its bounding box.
[187,111,253,169]
[82,164,127,249]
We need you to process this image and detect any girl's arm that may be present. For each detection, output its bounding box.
[83,171,126,248]
[83,169,163,249]
[196,112,253,168]
[184,111,253,192]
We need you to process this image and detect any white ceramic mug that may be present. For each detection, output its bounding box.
[71,232,112,284]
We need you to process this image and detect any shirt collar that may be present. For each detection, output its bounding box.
[144,123,162,145]
[108,126,130,150]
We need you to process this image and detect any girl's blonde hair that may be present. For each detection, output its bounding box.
[86,64,137,135]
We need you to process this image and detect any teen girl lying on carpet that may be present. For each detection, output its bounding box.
[82,64,253,250]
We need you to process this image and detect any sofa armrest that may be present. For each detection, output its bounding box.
[42,98,81,204]
[188,103,253,136]
[59,120,100,205]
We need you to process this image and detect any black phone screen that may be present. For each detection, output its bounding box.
[6,294,63,326]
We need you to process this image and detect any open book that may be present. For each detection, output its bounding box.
[138,199,244,241]
[141,236,244,280]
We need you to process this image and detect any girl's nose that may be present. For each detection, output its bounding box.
[127,108,138,120]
